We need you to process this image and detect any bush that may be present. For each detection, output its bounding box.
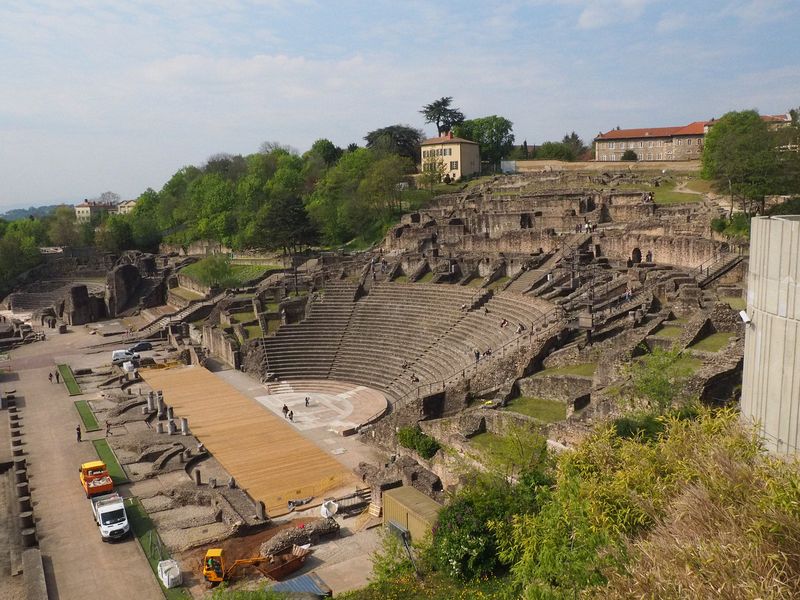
[621,149,638,161]
[397,426,441,459]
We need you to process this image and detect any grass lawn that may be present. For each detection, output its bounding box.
[262,302,279,313]
[721,296,746,311]
[651,324,683,339]
[642,353,703,374]
[74,400,100,431]
[57,364,81,395]
[654,189,702,205]
[181,259,269,287]
[169,286,204,301]
[125,497,191,600]
[466,277,485,287]
[504,397,567,422]
[690,332,735,353]
[244,324,263,339]
[91,439,129,484]
[684,178,715,194]
[417,272,434,283]
[487,276,510,291]
[469,432,507,458]
[534,363,597,377]
[393,275,409,283]
[230,310,256,324]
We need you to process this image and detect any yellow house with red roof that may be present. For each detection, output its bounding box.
[420,132,480,180]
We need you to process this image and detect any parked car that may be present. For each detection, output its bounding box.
[111,350,139,365]
[128,341,153,353]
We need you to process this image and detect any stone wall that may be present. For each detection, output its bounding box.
[597,231,722,269]
[105,263,140,317]
[201,325,240,369]
[159,240,232,256]
[176,273,211,296]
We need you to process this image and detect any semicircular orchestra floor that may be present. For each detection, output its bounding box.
[255,378,389,436]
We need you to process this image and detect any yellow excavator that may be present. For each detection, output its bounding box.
[202,545,312,585]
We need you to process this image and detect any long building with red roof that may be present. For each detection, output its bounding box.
[594,114,790,162]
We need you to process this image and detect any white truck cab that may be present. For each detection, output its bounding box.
[91,493,130,541]
[111,350,139,365]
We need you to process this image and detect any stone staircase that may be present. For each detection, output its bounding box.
[504,232,592,294]
[696,254,743,288]
[137,291,227,335]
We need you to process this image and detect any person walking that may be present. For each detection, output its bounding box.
[48,372,53,384]
[288,410,294,422]
[304,397,309,407]
[76,425,82,442]
[282,404,289,418]
[105,420,111,437]
[55,370,60,384]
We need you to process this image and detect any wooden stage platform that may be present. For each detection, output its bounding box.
[142,366,356,514]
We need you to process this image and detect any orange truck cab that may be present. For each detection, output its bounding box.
[203,549,225,583]
[80,460,114,497]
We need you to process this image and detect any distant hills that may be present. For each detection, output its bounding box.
[0,204,65,221]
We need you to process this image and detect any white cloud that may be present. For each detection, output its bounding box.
[723,0,797,24]
[656,11,689,32]
[576,0,653,29]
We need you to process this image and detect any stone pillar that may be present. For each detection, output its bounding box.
[21,528,36,548]
[147,393,155,411]
[181,418,189,436]
[12,447,24,457]
[14,457,26,471]
[166,406,174,420]
[14,469,27,484]
[16,482,29,498]
[156,422,164,434]
[208,477,216,489]
[182,449,192,462]
[141,406,148,415]
[194,469,201,486]
[255,501,266,521]
[18,496,31,513]
[227,477,236,489]
[19,511,34,529]
[157,398,166,420]
[167,420,176,435]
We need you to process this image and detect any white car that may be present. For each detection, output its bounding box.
[111,350,139,365]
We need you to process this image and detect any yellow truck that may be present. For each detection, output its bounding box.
[79,460,114,498]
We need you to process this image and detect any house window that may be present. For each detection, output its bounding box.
[601,155,607,161]
[638,141,643,148]
[687,139,693,145]
[649,141,653,148]
[657,153,662,160]
[450,161,458,170]
[609,142,615,149]
[647,154,652,160]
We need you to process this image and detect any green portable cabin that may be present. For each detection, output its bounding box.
[382,486,442,542]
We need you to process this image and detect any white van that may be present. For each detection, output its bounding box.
[111,350,139,365]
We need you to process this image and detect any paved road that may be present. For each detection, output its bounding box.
[8,327,162,600]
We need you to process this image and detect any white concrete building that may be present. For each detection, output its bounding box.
[741,215,800,455]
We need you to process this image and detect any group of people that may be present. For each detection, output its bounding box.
[48,371,61,384]
[577,221,597,234]
[280,396,311,422]
[473,347,492,362]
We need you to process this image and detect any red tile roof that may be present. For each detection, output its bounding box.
[596,122,708,141]
[421,135,478,146]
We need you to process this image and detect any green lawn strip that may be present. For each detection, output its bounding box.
[74,400,100,431]
[466,277,485,287]
[469,432,507,458]
[169,286,205,301]
[683,178,715,194]
[651,324,684,339]
[503,397,567,422]
[534,363,597,377]
[721,296,746,311]
[91,439,129,484]
[393,275,408,283]
[417,272,435,283]
[654,189,702,205]
[244,324,263,339]
[689,332,735,353]
[125,497,191,600]
[230,311,256,324]
[57,364,82,395]
[487,276,510,290]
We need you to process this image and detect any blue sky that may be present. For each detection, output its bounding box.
[0,0,798,209]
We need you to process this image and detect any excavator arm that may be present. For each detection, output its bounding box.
[225,557,273,580]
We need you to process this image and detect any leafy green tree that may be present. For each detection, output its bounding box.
[621,149,638,161]
[562,131,588,157]
[187,255,237,288]
[0,229,42,292]
[702,110,782,215]
[420,96,465,136]
[535,141,578,161]
[253,195,317,254]
[306,138,343,166]
[453,116,515,172]
[47,206,80,247]
[358,154,414,216]
[364,125,424,163]
[419,155,447,192]
[626,347,694,413]
[96,215,134,253]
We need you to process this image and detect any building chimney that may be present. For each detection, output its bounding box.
[448,131,453,139]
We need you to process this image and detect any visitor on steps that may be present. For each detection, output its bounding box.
[282,404,289,418]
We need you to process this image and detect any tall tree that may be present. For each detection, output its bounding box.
[536,142,578,161]
[702,110,785,215]
[254,195,317,254]
[454,116,515,172]
[364,125,424,163]
[420,96,465,136]
[561,132,587,157]
[306,139,343,166]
